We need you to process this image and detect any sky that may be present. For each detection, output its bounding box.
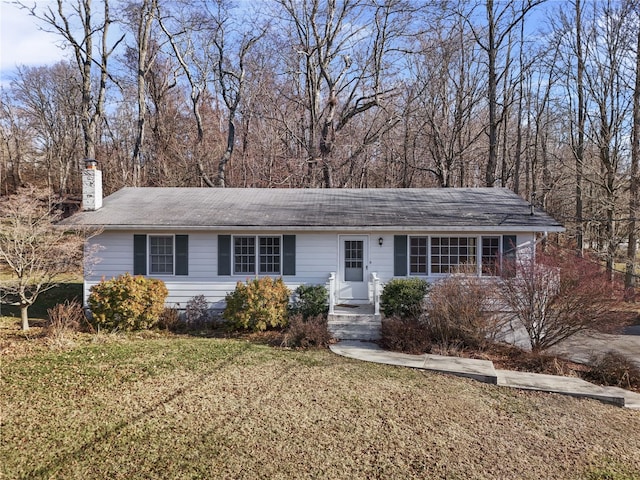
[0,1,69,86]
[0,0,563,89]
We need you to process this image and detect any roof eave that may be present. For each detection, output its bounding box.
[68,224,565,233]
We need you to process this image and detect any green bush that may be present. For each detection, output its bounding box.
[380,278,429,319]
[289,284,329,319]
[88,273,168,331]
[282,314,332,348]
[223,276,291,331]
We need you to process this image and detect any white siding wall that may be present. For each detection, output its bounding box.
[85,230,539,308]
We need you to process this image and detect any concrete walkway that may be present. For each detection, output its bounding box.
[330,340,640,409]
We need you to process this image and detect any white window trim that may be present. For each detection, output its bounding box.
[148,234,175,276]
[232,235,282,276]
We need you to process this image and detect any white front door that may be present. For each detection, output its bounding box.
[339,235,369,301]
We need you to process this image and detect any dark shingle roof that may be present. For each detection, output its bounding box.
[60,187,564,232]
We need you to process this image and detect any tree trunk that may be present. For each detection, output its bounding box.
[486,0,498,187]
[21,304,29,331]
[217,118,235,187]
[626,18,640,291]
[132,0,157,187]
[575,0,585,257]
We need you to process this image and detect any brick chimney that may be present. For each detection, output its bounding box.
[82,159,102,211]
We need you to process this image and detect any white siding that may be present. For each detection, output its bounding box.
[85,230,539,308]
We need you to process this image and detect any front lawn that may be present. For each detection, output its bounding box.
[2,331,640,479]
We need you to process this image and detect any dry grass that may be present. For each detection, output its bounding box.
[2,320,640,480]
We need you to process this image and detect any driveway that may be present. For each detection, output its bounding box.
[499,323,640,367]
[549,326,640,367]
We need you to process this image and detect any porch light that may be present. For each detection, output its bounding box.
[378,237,383,246]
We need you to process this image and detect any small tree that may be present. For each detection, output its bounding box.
[500,247,622,352]
[0,188,92,330]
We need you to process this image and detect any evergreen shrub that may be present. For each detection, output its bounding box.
[88,273,168,331]
[380,278,429,318]
[223,277,291,331]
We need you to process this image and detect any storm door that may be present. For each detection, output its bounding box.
[339,236,368,300]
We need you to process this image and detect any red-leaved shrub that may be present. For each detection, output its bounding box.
[501,247,623,352]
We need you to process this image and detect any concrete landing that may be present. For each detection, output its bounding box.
[330,340,640,409]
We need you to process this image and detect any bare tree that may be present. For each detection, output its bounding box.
[403,14,484,188]
[14,0,124,161]
[275,0,409,187]
[10,63,84,195]
[0,92,30,192]
[461,0,546,187]
[0,188,92,330]
[584,1,634,277]
[157,1,218,187]
[124,0,159,186]
[203,0,266,187]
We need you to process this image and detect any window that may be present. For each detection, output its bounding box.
[149,235,174,275]
[409,237,428,275]
[259,236,281,273]
[481,236,500,276]
[344,240,363,281]
[234,236,256,274]
[430,237,477,274]
[233,236,281,275]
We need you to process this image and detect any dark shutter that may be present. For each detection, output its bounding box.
[218,235,231,275]
[133,234,147,275]
[502,235,517,278]
[282,235,296,275]
[394,235,408,276]
[175,235,189,276]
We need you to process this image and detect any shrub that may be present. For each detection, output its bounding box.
[423,276,502,350]
[501,247,623,352]
[223,276,291,331]
[88,273,168,331]
[379,316,431,354]
[184,294,212,327]
[289,284,329,319]
[158,306,181,331]
[380,278,429,319]
[282,314,332,348]
[583,352,640,390]
[45,300,85,347]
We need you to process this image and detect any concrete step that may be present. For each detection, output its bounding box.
[328,314,381,323]
[329,325,381,341]
[328,314,381,341]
